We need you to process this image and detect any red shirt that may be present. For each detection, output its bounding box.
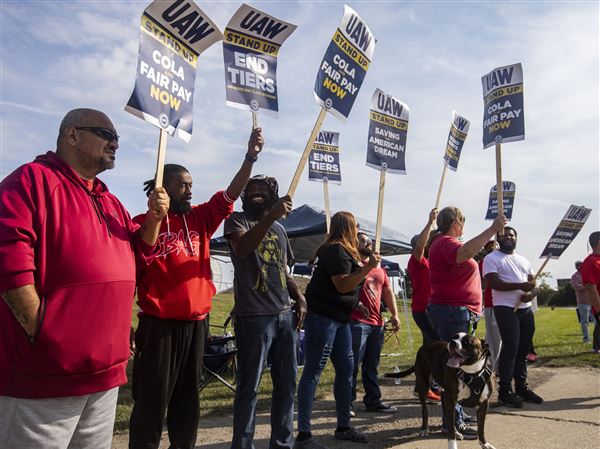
[581,253,600,315]
[350,266,390,326]
[478,259,494,308]
[134,191,233,320]
[429,235,482,314]
[407,255,430,313]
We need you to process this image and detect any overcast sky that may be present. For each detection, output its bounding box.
[1,0,598,288]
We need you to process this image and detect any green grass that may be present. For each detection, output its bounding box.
[114,297,599,432]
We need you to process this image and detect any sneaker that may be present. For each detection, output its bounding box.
[426,389,441,402]
[462,413,477,424]
[516,387,543,404]
[498,390,524,408]
[349,409,356,418]
[526,353,538,363]
[440,424,478,440]
[334,427,369,444]
[365,402,397,413]
[294,437,329,449]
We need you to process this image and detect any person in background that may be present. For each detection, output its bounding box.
[581,231,600,354]
[571,260,592,344]
[477,240,501,374]
[349,232,400,415]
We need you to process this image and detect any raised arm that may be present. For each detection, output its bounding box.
[226,128,264,201]
[413,208,438,261]
[139,187,170,246]
[331,252,381,294]
[456,215,507,264]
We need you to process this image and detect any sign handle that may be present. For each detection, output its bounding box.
[154,128,168,188]
[434,160,448,210]
[323,179,331,234]
[374,167,387,253]
[251,112,261,154]
[287,107,327,198]
[495,143,504,236]
[514,256,551,312]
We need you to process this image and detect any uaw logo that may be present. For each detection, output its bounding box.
[250,100,260,112]
[494,135,503,143]
[381,162,388,171]
[324,98,333,109]
[159,113,170,129]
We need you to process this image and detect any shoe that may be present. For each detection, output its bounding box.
[334,427,368,444]
[527,353,538,362]
[365,402,397,413]
[349,409,356,417]
[516,387,543,404]
[498,390,524,408]
[426,389,441,402]
[294,437,329,449]
[440,424,478,440]
[462,413,477,424]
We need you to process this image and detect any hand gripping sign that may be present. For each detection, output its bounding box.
[485,181,516,221]
[308,131,341,232]
[434,111,470,208]
[481,63,524,232]
[126,0,222,187]
[223,4,296,118]
[365,89,409,252]
[287,5,375,199]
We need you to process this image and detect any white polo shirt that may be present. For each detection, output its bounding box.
[482,250,534,309]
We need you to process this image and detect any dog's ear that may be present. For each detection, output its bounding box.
[480,338,490,355]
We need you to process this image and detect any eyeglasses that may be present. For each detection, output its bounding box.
[76,127,119,143]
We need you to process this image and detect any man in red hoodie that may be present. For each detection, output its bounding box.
[0,108,169,449]
[128,128,264,449]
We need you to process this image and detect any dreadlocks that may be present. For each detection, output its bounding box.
[143,164,189,197]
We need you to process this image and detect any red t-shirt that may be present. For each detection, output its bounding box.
[581,253,600,315]
[350,266,390,326]
[428,234,482,314]
[478,259,494,308]
[407,255,430,313]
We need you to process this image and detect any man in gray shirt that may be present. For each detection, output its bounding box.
[224,175,307,449]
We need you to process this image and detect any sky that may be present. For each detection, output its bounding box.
[1,0,598,289]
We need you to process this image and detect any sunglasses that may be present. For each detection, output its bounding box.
[76,127,119,143]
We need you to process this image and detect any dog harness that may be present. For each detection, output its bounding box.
[457,356,492,408]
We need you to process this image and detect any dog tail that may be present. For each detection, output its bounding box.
[384,366,414,378]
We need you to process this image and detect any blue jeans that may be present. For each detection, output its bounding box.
[578,304,592,342]
[412,311,440,345]
[349,321,384,408]
[232,310,298,449]
[426,303,470,428]
[297,312,354,432]
[494,306,535,392]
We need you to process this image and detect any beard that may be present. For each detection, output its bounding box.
[499,240,516,252]
[170,200,192,215]
[244,201,269,219]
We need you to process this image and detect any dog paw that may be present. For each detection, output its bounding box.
[419,429,429,438]
[479,442,496,449]
[455,431,464,441]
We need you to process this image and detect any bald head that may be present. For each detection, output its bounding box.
[55,108,119,179]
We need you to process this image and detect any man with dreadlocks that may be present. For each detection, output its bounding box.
[224,175,307,449]
[128,129,264,449]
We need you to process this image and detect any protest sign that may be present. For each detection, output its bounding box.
[444,111,470,171]
[314,5,376,122]
[481,63,524,149]
[223,4,296,117]
[366,89,409,174]
[126,0,222,144]
[308,131,341,184]
[541,205,592,260]
[485,181,516,220]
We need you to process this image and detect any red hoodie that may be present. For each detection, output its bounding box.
[134,192,233,320]
[0,152,156,398]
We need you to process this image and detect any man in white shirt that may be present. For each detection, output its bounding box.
[483,226,543,408]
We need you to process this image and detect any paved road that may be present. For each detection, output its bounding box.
[112,366,600,449]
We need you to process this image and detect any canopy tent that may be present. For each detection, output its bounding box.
[210,204,412,263]
[292,259,402,277]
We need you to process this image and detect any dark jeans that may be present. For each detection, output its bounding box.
[232,310,298,449]
[426,303,470,428]
[412,311,440,345]
[129,315,206,449]
[297,311,354,432]
[494,306,535,392]
[349,320,384,408]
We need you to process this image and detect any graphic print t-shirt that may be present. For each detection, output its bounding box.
[224,211,293,317]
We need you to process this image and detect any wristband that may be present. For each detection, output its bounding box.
[245,153,258,163]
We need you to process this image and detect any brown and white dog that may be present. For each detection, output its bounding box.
[386,333,495,449]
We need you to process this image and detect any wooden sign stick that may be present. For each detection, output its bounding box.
[251,112,261,153]
[287,108,328,198]
[514,256,551,312]
[323,178,331,234]
[154,128,168,188]
[495,143,505,236]
[374,167,387,253]
[434,160,449,210]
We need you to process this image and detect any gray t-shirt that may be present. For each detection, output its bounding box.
[224,211,293,316]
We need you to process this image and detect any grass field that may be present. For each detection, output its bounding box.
[114,294,599,432]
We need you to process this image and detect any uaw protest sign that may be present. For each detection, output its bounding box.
[444,111,470,171]
[481,63,524,149]
[541,205,592,259]
[126,0,222,142]
[485,181,516,220]
[223,4,296,116]
[314,5,375,122]
[366,89,409,174]
[308,131,341,184]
